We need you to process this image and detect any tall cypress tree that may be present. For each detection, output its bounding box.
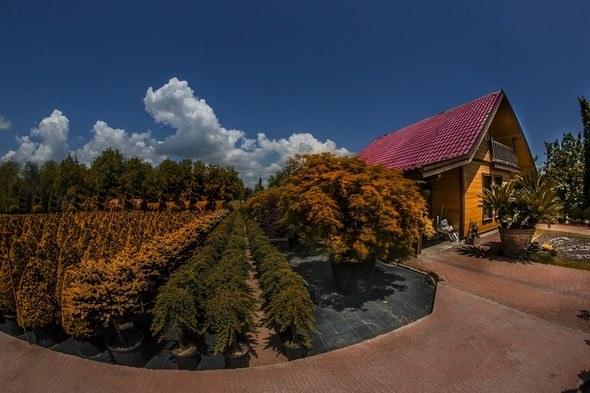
[580,96,590,203]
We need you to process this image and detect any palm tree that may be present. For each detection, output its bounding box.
[481,171,563,257]
[515,172,563,226]
[481,181,516,228]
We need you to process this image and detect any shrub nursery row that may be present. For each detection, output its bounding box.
[247,220,314,358]
[0,210,225,353]
[151,212,255,368]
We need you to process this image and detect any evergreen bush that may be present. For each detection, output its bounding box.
[0,236,36,314]
[205,288,254,355]
[61,211,225,339]
[151,285,200,348]
[264,285,314,346]
[151,211,243,348]
[246,219,314,348]
[569,207,584,220]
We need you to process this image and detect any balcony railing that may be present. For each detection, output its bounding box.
[491,138,518,168]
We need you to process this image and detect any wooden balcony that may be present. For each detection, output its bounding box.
[491,138,518,168]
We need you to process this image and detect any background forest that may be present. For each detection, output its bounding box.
[0,148,245,213]
[543,96,590,220]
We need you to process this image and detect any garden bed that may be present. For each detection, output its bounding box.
[531,230,590,271]
[1,211,437,370]
[1,254,437,368]
[289,254,436,355]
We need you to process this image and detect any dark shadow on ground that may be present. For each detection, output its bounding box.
[245,327,283,360]
[289,253,436,356]
[456,245,485,259]
[292,259,408,311]
[454,241,534,265]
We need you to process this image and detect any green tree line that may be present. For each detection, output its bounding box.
[0,148,245,213]
[543,96,590,217]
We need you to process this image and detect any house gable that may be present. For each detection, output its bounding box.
[359,90,536,177]
[359,91,503,173]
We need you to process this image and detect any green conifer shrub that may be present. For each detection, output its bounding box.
[151,285,200,348]
[246,219,314,348]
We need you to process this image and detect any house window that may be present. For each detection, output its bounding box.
[482,174,493,223]
[494,175,502,186]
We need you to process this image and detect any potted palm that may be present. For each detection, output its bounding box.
[482,172,562,258]
[151,284,201,370]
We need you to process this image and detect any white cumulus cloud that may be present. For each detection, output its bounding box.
[0,115,11,130]
[1,77,350,184]
[2,109,69,164]
[76,121,164,165]
[145,77,349,183]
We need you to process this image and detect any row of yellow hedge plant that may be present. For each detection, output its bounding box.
[59,209,226,339]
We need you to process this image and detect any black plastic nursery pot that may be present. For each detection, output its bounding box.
[172,344,201,371]
[31,325,66,348]
[106,329,147,367]
[1,314,24,336]
[225,344,250,369]
[75,337,102,357]
[330,260,376,295]
[283,342,307,361]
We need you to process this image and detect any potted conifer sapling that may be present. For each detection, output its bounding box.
[206,288,254,369]
[265,285,314,360]
[152,285,201,370]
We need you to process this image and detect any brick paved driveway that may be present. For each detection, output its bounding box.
[1,236,589,393]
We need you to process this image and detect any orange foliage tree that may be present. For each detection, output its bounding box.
[249,153,433,263]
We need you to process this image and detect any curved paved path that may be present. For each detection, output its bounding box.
[2,237,589,392]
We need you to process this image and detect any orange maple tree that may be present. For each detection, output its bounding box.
[249,153,433,263]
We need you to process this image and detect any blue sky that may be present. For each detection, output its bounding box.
[0,0,589,181]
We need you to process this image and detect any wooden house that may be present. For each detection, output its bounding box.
[359,90,535,238]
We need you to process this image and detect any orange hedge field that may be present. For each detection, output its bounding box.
[0,209,224,335]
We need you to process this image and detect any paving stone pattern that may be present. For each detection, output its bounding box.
[290,254,435,355]
[2,231,589,392]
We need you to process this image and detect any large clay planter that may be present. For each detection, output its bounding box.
[330,260,375,295]
[499,227,535,258]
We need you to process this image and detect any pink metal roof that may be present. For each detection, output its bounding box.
[358,91,503,172]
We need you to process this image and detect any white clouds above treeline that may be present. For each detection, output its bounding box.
[1,77,349,184]
[0,115,11,130]
[2,109,69,164]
